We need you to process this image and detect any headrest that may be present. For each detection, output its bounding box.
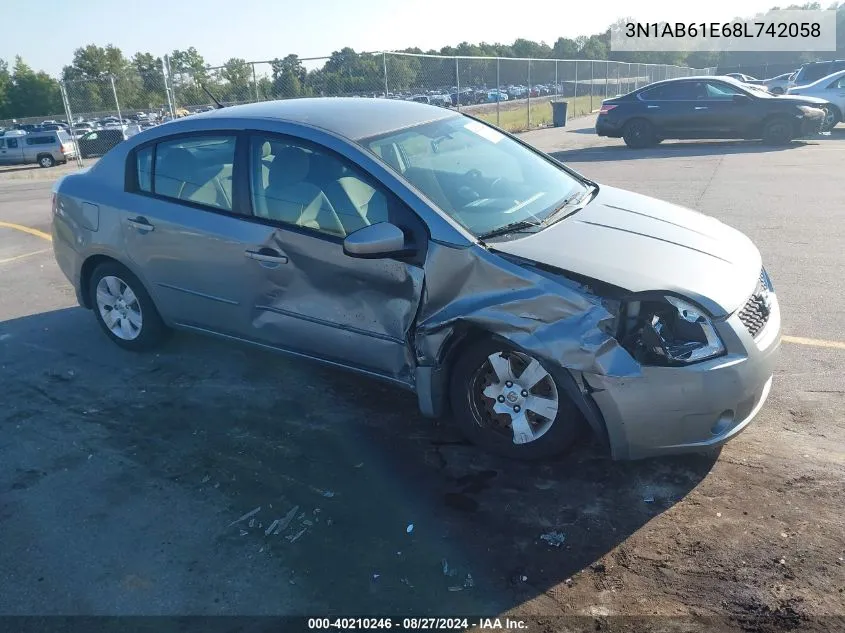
[268,146,310,188]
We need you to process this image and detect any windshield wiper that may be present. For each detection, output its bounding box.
[541,183,598,227]
[478,219,541,240]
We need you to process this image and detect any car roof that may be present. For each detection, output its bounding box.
[190,97,458,140]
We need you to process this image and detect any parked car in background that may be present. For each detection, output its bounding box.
[758,72,797,95]
[792,60,845,88]
[73,124,94,136]
[596,76,827,147]
[787,69,845,130]
[0,129,76,167]
[725,73,758,83]
[487,89,509,102]
[77,128,126,158]
[51,97,780,462]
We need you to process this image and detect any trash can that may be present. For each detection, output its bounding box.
[551,101,568,127]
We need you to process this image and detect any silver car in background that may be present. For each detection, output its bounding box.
[51,99,780,461]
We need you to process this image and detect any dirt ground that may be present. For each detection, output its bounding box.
[0,118,843,632]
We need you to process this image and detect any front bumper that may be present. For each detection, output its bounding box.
[796,110,825,137]
[585,294,781,460]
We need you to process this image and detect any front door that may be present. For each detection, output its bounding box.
[122,133,276,337]
[0,137,24,165]
[240,133,426,381]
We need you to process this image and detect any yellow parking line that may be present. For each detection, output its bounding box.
[0,248,51,265]
[783,335,845,350]
[0,221,52,241]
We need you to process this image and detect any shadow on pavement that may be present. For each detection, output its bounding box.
[0,307,718,615]
[550,139,814,163]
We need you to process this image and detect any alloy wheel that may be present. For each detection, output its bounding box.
[95,275,143,341]
[470,350,559,445]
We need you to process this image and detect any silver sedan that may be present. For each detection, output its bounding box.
[51,98,780,460]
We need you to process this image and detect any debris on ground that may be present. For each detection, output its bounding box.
[406,523,414,534]
[286,527,307,543]
[265,519,280,536]
[464,573,474,588]
[400,577,414,588]
[441,558,457,577]
[228,506,261,528]
[540,531,566,547]
[643,496,655,503]
[248,518,256,528]
[310,486,336,498]
[274,505,299,534]
[372,573,380,580]
[239,529,248,536]
[447,585,464,592]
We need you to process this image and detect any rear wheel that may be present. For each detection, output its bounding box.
[762,117,793,145]
[89,262,168,351]
[622,119,657,149]
[38,154,55,168]
[449,339,584,460]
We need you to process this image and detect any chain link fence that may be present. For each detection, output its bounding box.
[54,53,714,166]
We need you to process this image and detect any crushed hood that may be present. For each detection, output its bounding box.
[491,186,761,317]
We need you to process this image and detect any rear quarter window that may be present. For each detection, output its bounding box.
[25,136,55,146]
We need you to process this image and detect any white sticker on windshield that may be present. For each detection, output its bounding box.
[464,120,505,144]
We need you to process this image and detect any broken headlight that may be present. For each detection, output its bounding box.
[621,296,725,365]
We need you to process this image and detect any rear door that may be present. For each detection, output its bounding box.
[121,132,277,337]
[637,81,698,136]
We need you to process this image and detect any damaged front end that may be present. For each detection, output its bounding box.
[411,243,643,441]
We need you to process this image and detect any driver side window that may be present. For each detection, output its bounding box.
[248,135,390,238]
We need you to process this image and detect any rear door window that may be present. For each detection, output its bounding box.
[638,82,695,101]
[153,135,236,211]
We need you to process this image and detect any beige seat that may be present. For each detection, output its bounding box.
[260,146,345,235]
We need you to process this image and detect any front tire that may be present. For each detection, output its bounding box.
[89,262,168,351]
[821,105,839,132]
[762,117,793,145]
[449,339,584,460]
[622,119,657,149]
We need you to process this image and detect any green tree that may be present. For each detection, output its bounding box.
[221,57,252,102]
[271,54,307,98]
[169,47,209,107]
[7,57,62,118]
[0,59,11,119]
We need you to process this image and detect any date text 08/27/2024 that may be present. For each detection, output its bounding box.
[307,617,528,630]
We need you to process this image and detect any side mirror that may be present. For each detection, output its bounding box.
[733,94,752,105]
[343,222,410,258]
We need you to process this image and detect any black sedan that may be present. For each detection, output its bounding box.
[596,76,827,148]
[77,128,126,158]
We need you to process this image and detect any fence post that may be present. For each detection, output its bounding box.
[383,52,389,98]
[605,62,609,101]
[616,64,621,96]
[527,58,531,129]
[496,57,500,127]
[252,62,259,102]
[455,57,460,111]
[590,60,594,112]
[59,81,83,168]
[554,60,558,98]
[162,56,175,119]
[110,75,123,125]
[572,61,577,119]
[165,55,176,112]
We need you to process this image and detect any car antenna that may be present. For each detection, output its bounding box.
[200,83,225,109]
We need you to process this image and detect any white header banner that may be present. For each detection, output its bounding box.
[611,10,837,52]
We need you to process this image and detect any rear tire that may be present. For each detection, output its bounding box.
[762,117,793,145]
[38,154,55,168]
[622,119,657,149]
[89,262,168,352]
[448,339,584,460]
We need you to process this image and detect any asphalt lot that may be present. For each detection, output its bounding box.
[1,117,843,630]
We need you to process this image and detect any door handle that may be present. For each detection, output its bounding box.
[647,105,660,109]
[694,106,708,110]
[126,216,154,232]
[245,249,288,264]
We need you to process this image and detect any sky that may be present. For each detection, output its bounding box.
[2,0,790,77]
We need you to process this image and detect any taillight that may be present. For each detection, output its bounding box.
[599,104,618,114]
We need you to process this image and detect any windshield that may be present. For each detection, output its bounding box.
[361,115,585,237]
